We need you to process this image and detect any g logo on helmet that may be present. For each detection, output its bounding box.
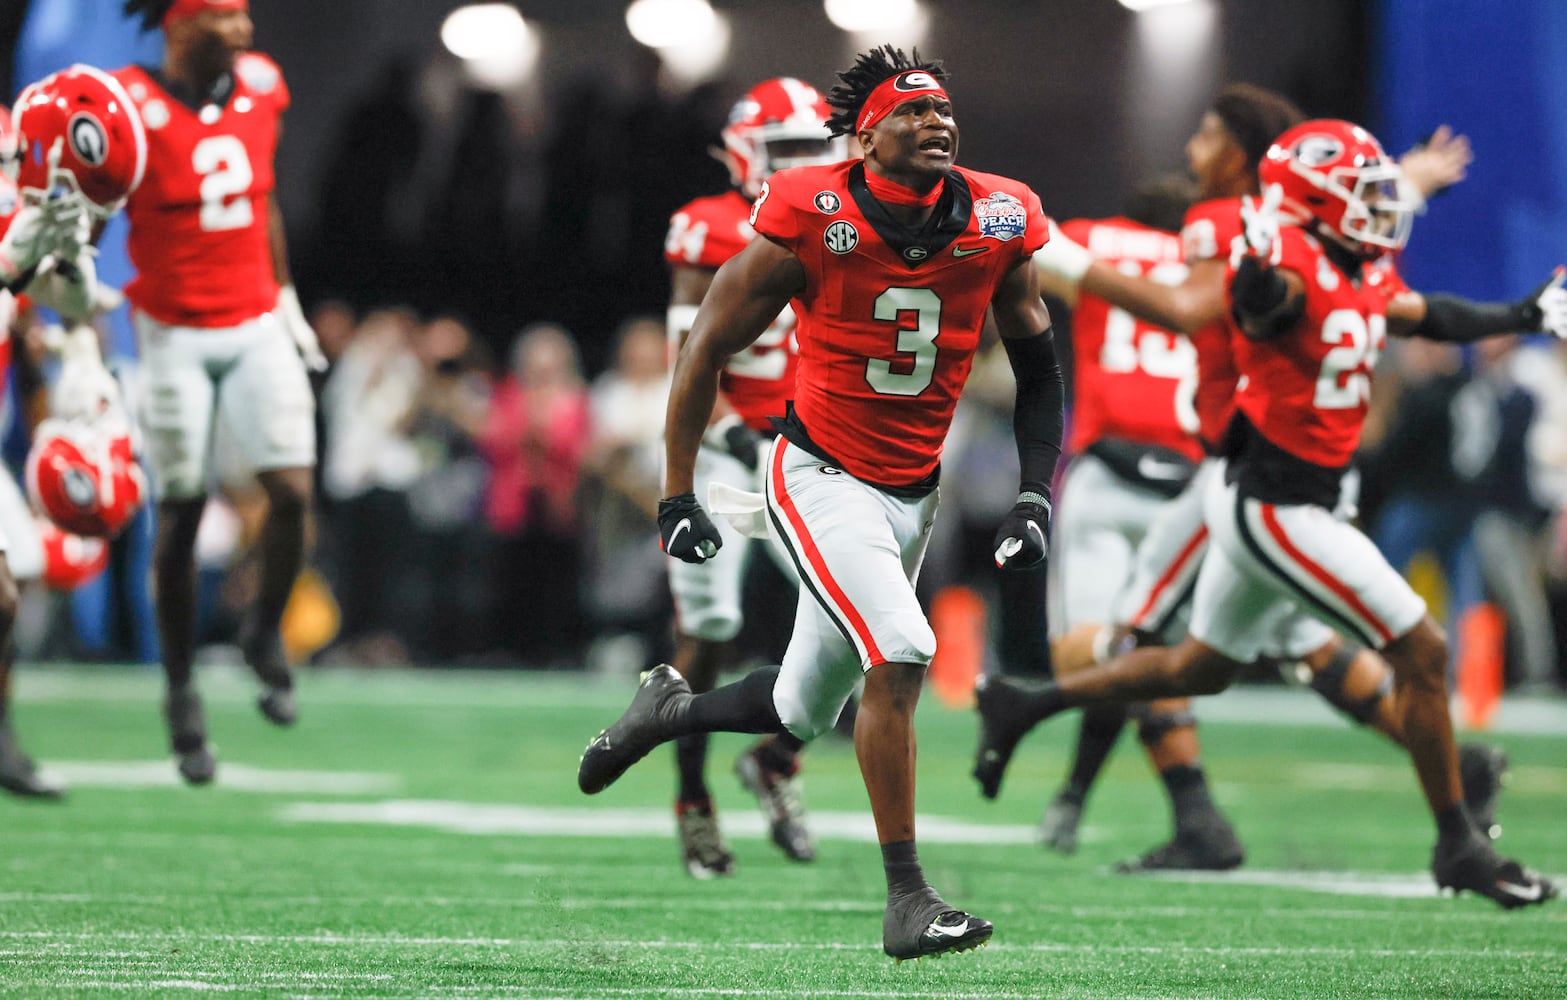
[1294,135,1345,168]
[61,465,97,509]
[68,112,109,167]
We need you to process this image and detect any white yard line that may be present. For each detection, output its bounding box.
[37,760,401,795]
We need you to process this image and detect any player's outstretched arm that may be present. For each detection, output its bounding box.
[1389,269,1567,341]
[666,235,802,495]
[989,257,1062,570]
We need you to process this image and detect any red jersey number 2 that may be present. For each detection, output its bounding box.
[194,136,255,232]
[866,287,941,396]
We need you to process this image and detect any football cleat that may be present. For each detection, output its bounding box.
[239,621,297,727]
[676,800,735,879]
[972,674,1049,800]
[735,745,815,863]
[1115,816,1245,873]
[163,686,216,786]
[883,886,993,961]
[1038,791,1084,855]
[578,665,691,795]
[1432,834,1556,910]
[1458,743,1508,840]
[0,721,64,800]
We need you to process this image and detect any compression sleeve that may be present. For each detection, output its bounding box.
[1410,293,1540,343]
[1001,329,1065,499]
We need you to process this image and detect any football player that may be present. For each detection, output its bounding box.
[113,0,326,784]
[979,120,1560,909]
[980,86,1507,872]
[0,95,112,798]
[581,45,1065,960]
[662,77,845,878]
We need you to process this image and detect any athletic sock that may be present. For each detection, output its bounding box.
[674,733,710,804]
[1162,763,1218,829]
[684,666,783,734]
[882,839,929,898]
[1064,706,1129,801]
[753,731,804,777]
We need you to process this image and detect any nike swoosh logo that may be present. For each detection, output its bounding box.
[1027,521,1045,549]
[1137,455,1189,481]
[952,245,989,258]
[928,920,971,938]
[668,518,691,550]
[1496,880,1545,902]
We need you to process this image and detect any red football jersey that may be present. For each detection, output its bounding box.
[751,161,1048,486]
[665,190,799,431]
[1178,197,1246,450]
[1062,216,1199,460]
[113,53,288,328]
[1231,227,1396,467]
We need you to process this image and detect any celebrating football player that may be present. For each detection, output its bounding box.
[113,0,325,784]
[661,77,845,878]
[981,85,1508,874]
[581,45,1065,960]
[983,118,1559,909]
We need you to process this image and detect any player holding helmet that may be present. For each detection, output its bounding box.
[980,119,1560,909]
[662,77,845,878]
[111,0,326,784]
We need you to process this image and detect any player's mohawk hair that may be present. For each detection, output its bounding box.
[123,0,176,32]
[825,44,947,138]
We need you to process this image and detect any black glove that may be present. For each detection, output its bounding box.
[993,493,1051,571]
[658,493,724,564]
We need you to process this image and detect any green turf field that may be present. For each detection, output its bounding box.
[2,665,1563,998]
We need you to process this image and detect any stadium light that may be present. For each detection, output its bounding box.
[823,0,921,33]
[440,4,540,90]
[625,0,719,49]
[1118,0,1199,11]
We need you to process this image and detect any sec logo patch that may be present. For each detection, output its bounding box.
[824,221,858,255]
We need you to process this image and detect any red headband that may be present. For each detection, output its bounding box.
[162,0,248,29]
[857,71,950,131]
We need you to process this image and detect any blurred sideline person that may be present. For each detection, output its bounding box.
[981,86,1507,871]
[116,0,327,784]
[660,77,844,878]
[984,119,1560,908]
[580,45,1065,960]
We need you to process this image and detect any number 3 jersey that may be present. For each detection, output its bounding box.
[112,53,288,328]
[1226,226,1406,504]
[751,160,1047,488]
[665,189,799,431]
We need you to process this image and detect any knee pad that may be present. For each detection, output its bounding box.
[1308,642,1387,725]
[1133,704,1198,746]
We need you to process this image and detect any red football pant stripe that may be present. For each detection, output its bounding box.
[1259,504,1393,644]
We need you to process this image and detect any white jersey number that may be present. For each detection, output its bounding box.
[1315,308,1384,410]
[1099,260,1195,380]
[866,287,941,396]
[192,135,255,232]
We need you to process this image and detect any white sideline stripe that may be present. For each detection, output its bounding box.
[0,930,1559,960]
[277,800,1037,844]
[36,761,401,795]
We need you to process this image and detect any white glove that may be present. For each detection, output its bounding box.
[1230,183,1283,268]
[44,323,125,426]
[1,200,90,286]
[25,251,112,323]
[1032,219,1093,285]
[277,284,329,372]
[1533,267,1567,339]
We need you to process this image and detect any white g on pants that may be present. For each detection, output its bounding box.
[134,310,316,499]
[762,438,938,741]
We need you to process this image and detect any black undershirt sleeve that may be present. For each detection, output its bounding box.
[1000,329,1065,500]
[1409,293,1540,343]
[1230,256,1305,341]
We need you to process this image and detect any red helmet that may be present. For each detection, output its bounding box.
[25,418,147,538]
[13,64,147,217]
[36,518,109,590]
[719,77,844,198]
[1260,119,1414,260]
[0,105,19,183]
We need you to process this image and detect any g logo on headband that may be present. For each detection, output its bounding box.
[894,72,940,92]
